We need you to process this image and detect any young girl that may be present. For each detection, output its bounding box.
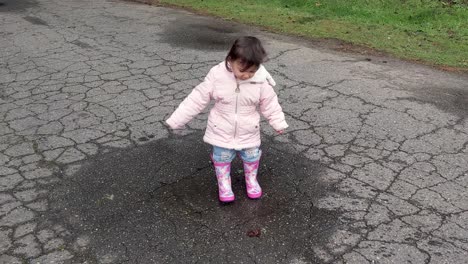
[166,36,288,203]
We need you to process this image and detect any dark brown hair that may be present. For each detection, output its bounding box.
[225,36,267,72]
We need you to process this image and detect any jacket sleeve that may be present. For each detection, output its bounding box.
[259,83,288,131]
[165,69,215,129]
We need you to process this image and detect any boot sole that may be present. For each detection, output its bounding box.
[247,192,262,199]
[219,197,235,203]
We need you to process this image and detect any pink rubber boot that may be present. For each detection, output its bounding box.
[211,156,235,203]
[243,159,262,199]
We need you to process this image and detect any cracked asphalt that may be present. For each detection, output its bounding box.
[1,0,468,263]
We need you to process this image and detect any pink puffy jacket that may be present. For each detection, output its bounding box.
[166,61,288,150]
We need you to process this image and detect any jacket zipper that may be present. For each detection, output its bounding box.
[234,82,240,142]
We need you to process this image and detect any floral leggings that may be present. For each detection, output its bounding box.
[212,145,261,163]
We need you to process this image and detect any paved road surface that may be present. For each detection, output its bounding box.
[1,0,468,263]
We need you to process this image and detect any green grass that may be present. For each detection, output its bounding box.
[155,0,468,69]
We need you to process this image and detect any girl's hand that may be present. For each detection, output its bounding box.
[171,129,185,136]
[164,121,185,135]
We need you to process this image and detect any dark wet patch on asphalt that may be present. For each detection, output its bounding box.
[403,86,468,118]
[0,0,38,13]
[48,133,340,263]
[70,40,93,49]
[427,87,468,118]
[161,18,244,51]
[23,16,48,26]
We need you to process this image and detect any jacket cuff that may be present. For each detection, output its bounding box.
[273,121,288,131]
[165,118,181,129]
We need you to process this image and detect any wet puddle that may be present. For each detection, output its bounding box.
[48,133,340,263]
[0,0,38,13]
[161,17,244,51]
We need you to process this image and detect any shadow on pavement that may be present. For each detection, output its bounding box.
[48,133,340,263]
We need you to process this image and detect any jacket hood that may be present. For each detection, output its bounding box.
[247,65,276,87]
[227,61,276,86]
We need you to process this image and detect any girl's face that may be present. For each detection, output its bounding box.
[231,59,258,81]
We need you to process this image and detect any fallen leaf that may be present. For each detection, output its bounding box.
[247,229,261,237]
